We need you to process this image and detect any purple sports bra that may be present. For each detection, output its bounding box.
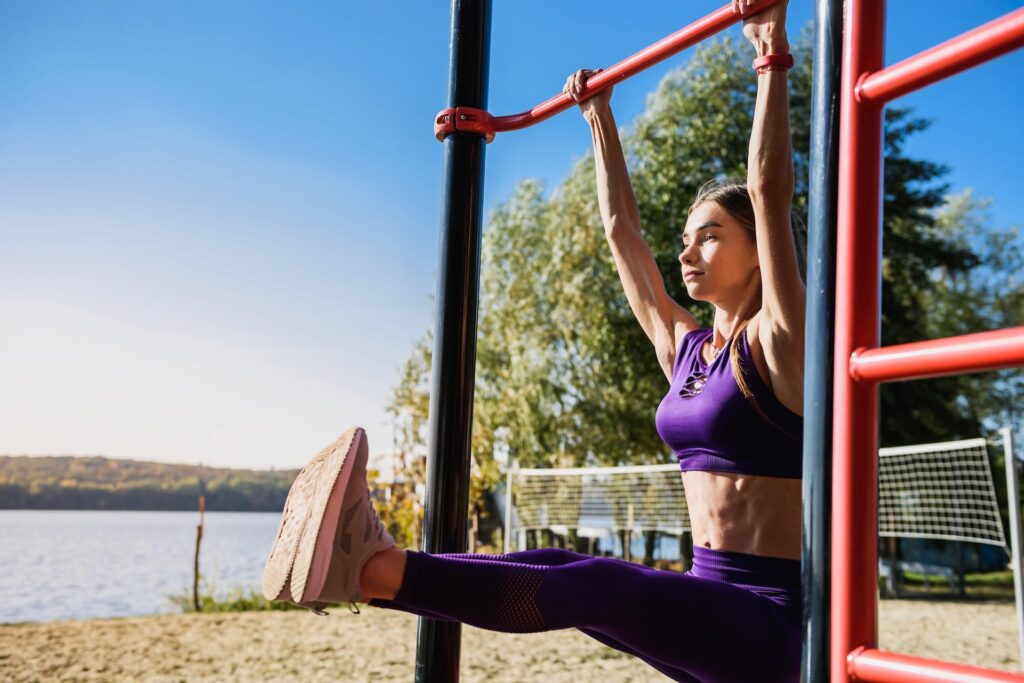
[655,327,803,479]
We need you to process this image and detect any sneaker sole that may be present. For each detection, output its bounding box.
[262,427,364,604]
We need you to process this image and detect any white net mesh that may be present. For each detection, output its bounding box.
[879,438,1007,547]
[510,464,689,535]
[508,437,1007,549]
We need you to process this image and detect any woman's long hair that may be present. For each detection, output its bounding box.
[687,179,805,428]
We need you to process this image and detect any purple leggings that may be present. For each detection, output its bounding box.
[369,545,801,682]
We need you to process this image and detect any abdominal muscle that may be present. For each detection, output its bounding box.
[682,470,802,561]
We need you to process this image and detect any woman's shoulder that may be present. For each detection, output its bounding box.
[742,311,805,416]
[675,321,710,352]
[669,323,710,376]
[744,311,803,368]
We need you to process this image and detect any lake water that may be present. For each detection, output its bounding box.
[0,510,282,624]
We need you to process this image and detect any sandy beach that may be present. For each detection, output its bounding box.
[1,599,1020,682]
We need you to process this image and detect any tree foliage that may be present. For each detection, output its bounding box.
[918,189,1024,439]
[0,454,298,511]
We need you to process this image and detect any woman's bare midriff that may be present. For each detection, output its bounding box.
[682,470,802,561]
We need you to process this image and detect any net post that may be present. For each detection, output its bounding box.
[416,0,492,680]
[1001,426,1024,670]
[503,459,516,554]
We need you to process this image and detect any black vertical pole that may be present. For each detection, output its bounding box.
[415,1,491,681]
[802,0,842,681]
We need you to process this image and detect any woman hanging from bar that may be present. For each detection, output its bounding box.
[262,1,805,681]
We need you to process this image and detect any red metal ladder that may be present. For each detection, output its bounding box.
[834,2,1024,681]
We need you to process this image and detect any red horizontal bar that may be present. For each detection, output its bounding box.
[489,0,782,135]
[848,647,1024,682]
[849,327,1024,384]
[857,7,1024,104]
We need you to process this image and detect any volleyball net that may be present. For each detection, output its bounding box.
[879,437,1007,548]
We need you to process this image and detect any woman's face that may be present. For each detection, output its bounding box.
[678,201,759,302]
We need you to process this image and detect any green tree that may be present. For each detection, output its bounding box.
[920,189,1023,438]
[877,110,979,445]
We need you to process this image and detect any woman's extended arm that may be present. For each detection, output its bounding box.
[741,1,806,348]
[565,69,698,380]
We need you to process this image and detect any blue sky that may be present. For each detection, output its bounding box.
[1,1,1021,470]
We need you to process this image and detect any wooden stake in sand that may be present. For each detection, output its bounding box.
[193,494,205,612]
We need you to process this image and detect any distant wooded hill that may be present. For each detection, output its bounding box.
[0,455,300,511]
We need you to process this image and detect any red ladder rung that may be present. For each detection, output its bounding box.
[857,6,1024,104]
[848,647,1024,682]
[849,327,1024,384]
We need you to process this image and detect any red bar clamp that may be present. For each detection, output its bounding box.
[433,107,496,143]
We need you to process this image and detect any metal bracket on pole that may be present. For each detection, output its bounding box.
[434,107,496,143]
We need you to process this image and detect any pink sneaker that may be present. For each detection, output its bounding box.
[262,427,396,614]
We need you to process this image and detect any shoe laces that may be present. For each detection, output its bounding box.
[304,601,361,616]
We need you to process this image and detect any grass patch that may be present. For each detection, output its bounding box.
[900,569,1014,586]
[167,578,305,613]
[964,570,1015,586]
[881,568,1017,601]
